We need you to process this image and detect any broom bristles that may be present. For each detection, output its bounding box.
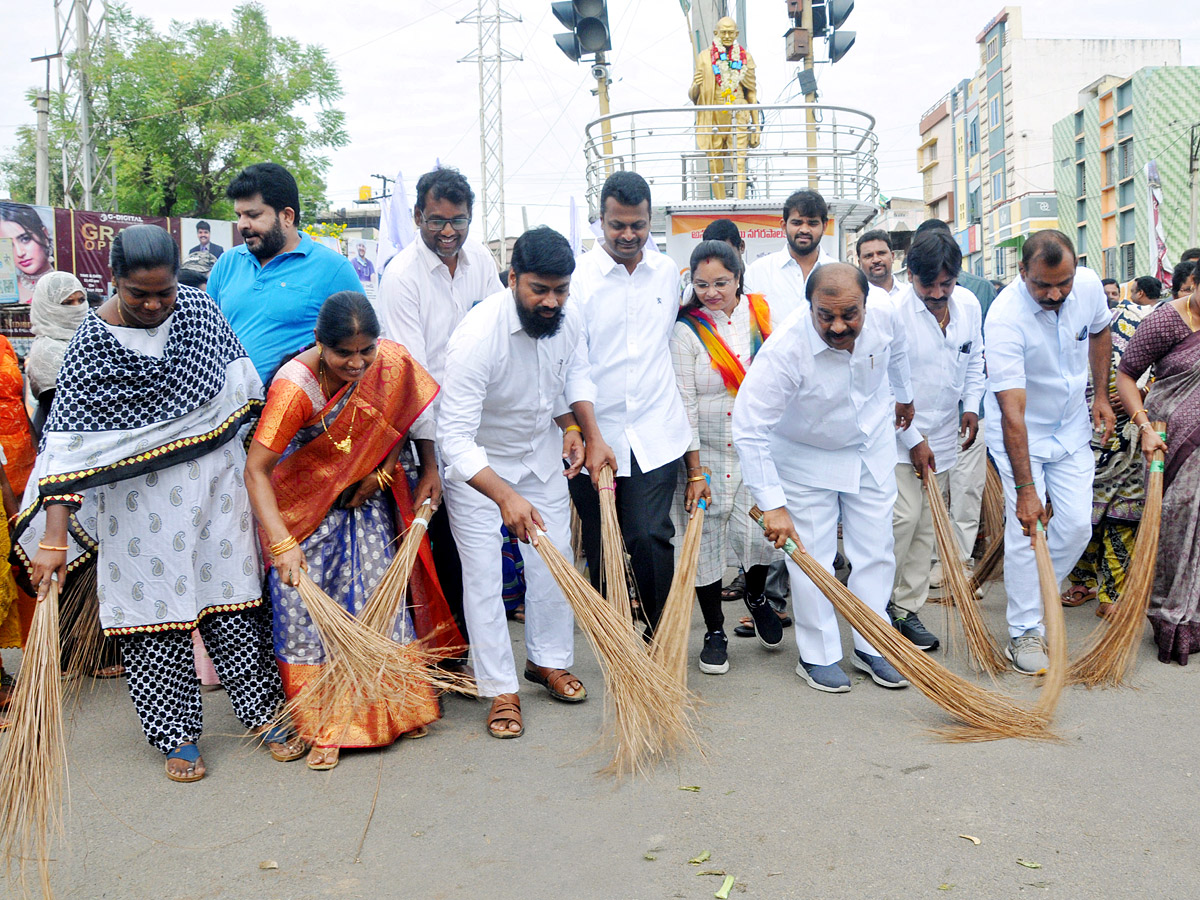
[283,573,474,743]
[596,466,632,618]
[970,461,1007,588]
[650,506,705,689]
[533,533,700,776]
[358,501,432,635]
[747,507,1057,742]
[924,471,1006,676]
[58,565,104,691]
[1068,425,1165,686]
[0,582,65,900]
[1032,529,1067,721]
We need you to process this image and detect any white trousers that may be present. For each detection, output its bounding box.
[991,443,1094,638]
[783,461,897,666]
[443,471,575,697]
[948,430,987,560]
[891,461,955,615]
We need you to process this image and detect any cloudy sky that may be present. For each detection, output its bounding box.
[2,0,1196,234]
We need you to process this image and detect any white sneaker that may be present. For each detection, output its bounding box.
[929,562,944,589]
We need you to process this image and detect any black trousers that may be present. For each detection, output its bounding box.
[569,455,678,630]
[427,502,468,648]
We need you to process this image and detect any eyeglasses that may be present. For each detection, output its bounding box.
[421,216,471,232]
[692,279,735,292]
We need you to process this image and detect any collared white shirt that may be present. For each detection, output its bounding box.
[743,246,839,322]
[983,265,1111,458]
[377,236,499,439]
[437,289,595,486]
[893,284,985,469]
[733,294,915,510]
[883,272,906,298]
[569,244,690,473]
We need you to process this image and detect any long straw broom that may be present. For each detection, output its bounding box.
[970,461,1007,589]
[595,466,632,618]
[650,500,705,689]
[532,532,700,776]
[1032,524,1067,722]
[0,582,65,900]
[748,507,1056,742]
[57,564,103,687]
[358,500,433,635]
[1068,424,1165,687]
[924,470,1006,676]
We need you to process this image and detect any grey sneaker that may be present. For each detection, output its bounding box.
[795,658,851,693]
[850,650,909,688]
[1005,629,1049,676]
[888,603,940,651]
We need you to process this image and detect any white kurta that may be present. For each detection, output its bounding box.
[669,300,776,586]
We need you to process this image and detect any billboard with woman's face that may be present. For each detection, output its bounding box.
[0,202,55,303]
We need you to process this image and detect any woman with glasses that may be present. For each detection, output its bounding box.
[670,239,778,675]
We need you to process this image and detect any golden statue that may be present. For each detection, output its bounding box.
[689,16,760,201]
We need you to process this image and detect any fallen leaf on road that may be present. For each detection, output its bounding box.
[1016,859,1042,869]
[259,861,279,870]
[715,874,735,899]
[643,854,657,861]
[689,851,712,865]
[959,834,981,845]
[696,870,726,877]
[679,785,701,792]
[938,884,954,891]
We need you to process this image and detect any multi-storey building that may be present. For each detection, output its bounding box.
[1053,66,1200,284]
[917,6,1179,282]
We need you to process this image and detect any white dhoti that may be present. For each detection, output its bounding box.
[443,472,575,697]
[783,460,897,666]
[991,443,1093,637]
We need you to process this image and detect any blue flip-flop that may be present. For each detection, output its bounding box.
[259,723,307,762]
[165,743,204,783]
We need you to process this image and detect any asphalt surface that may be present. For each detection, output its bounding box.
[2,578,1197,900]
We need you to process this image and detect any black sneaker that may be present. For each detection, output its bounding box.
[698,631,730,674]
[743,592,784,649]
[888,604,939,651]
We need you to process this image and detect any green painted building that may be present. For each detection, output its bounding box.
[1053,66,1200,284]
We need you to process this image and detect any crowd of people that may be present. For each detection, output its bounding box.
[1,158,1197,783]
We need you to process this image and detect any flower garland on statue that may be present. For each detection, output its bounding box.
[710,40,747,104]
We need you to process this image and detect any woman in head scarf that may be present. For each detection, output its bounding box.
[27,271,89,440]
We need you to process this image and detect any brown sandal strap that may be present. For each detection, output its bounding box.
[541,668,582,695]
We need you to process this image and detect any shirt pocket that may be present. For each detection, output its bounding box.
[260,280,317,323]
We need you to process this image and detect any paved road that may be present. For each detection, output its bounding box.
[4,581,1197,900]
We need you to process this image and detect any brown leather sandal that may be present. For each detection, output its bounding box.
[1061,585,1097,607]
[487,694,523,738]
[524,665,587,702]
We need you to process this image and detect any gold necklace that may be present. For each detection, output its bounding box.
[318,357,355,454]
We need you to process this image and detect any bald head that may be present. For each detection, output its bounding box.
[808,263,868,351]
[715,16,739,46]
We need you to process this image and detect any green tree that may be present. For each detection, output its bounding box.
[1,2,348,218]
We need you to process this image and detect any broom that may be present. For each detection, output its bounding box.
[748,507,1056,742]
[1032,523,1067,722]
[924,469,1006,676]
[0,582,65,900]
[650,498,706,689]
[1068,424,1165,686]
[596,466,632,618]
[358,500,432,635]
[57,563,103,687]
[281,572,475,744]
[532,532,700,776]
[970,461,1007,589]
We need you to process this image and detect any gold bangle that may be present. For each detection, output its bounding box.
[269,535,299,557]
[687,475,707,483]
[1131,408,1149,422]
[376,468,393,491]
[563,424,582,434]
[38,542,69,552]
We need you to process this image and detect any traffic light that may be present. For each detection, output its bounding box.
[810,0,828,37]
[552,0,611,62]
[827,0,855,62]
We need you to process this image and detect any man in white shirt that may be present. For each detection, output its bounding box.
[985,230,1115,675]
[437,227,615,738]
[888,231,984,651]
[733,263,916,693]
[743,189,838,322]
[856,228,905,298]
[567,172,691,632]
[377,167,500,644]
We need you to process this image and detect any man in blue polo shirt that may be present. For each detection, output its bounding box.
[207,163,360,380]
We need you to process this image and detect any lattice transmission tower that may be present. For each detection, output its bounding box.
[55,0,114,210]
[458,0,521,267]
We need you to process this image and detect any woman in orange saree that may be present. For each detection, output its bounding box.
[245,291,463,770]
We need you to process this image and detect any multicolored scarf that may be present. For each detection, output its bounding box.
[678,293,771,395]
